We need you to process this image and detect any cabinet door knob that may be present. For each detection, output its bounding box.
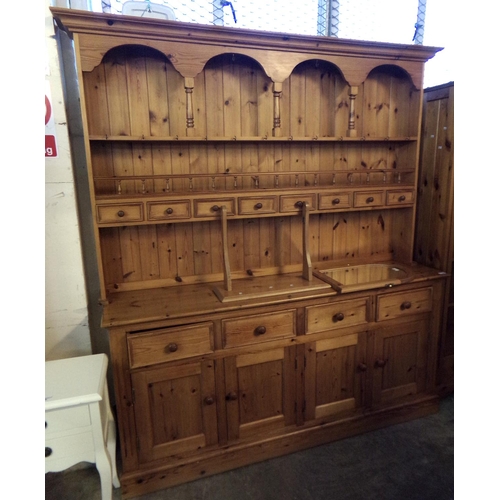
[398,195,406,202]
[226,391,238,401]
[45,447,52,458]
[254,203,263,210]
[332,312,344,322]
[375,358,387,368]
[165,208,174,215]
[117,210,125,217]
[357,363,367,372]
[401,301,412,310]
[366,196,374,203]
[254,325,267,335]
[166,343,178,353]
[332,198,341,205]
[204,396,215,406]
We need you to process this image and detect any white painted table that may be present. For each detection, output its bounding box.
[45,354,120,499]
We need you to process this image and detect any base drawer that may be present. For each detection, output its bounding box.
[222,310,296,348]
[376,287,433,321]
[128,322,214,368]
[305,298,369,334]
[45,405,90,435]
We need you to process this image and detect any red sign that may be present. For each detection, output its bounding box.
[45,82,58,158]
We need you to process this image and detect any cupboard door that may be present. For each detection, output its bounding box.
[304,332,366,422]
[131,359,218,463]
[224,347,296,442]
[371,319,428,406]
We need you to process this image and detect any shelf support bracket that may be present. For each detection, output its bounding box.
[220,205,232,291]
[273,82,282,137]
[185,77,195,137]
[347,86,358,138]
[302,202,312,281]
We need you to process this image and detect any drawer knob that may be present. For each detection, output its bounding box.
[165,208,174,215]
[294,201,304,208]
[254,326,267,335]
[401,301,412,310]
[375,358,387,368]
[254,203,263,210]
[204,396,215,406]
[211,205,220,212]
[332,312,345,322]
[366,196,374,203]
[398,195,406,202]
[226,391,238,401]
[45,447,52,458]
[357,363,367,372]
[332,198,341,205]
[166,343,178,353]
[117,210,125,217]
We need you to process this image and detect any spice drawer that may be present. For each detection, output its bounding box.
[305,298,369,334]
[147,200,191,220]
[96,203,143,224]
[279,194,316,212]
[128,322,214,368]
[376,287,433,321]
[222,310,296,348]
[386,190,414,205]
[238,196,278,215]
[353,191,384,208]
[318,192,352,210]
[193,198,236,218]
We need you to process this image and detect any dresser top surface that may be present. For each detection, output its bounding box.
[45,354,108,411]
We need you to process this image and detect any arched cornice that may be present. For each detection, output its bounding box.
[53,7,441,90]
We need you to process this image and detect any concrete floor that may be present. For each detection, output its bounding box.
[46,395,453,500]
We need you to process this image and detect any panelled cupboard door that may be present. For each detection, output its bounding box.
[371,319,428,406]
[131,360,218,463]
[224,347,296,442]
[304,332,366,422]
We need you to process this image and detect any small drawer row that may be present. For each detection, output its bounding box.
[127,287,432,369]
[96,189,414,224]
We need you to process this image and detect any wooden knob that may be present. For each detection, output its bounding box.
[254,326,267,335]
[254,203,263,210]
[332,198,340,205]
[332,312,344,322]
[366,197,374,203]
[398,195,406,202]
[401,301,412,310]
[294,201,304,208]
[117,210,125,217]
[226,391,238,401]
[204,396,215,406]
[211,205,220,212]
[166,343,178,353]
[375,358,387,368]
[45,447,52,458]
[357,363,367,372]
[165,208,174,214]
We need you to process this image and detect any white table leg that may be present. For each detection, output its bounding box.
[95,447,113,500]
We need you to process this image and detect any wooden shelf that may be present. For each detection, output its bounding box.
[89,135,419,143]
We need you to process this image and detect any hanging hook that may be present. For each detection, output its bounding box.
[220,0,237,23]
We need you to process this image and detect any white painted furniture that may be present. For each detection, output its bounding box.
[45,354,120,499]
